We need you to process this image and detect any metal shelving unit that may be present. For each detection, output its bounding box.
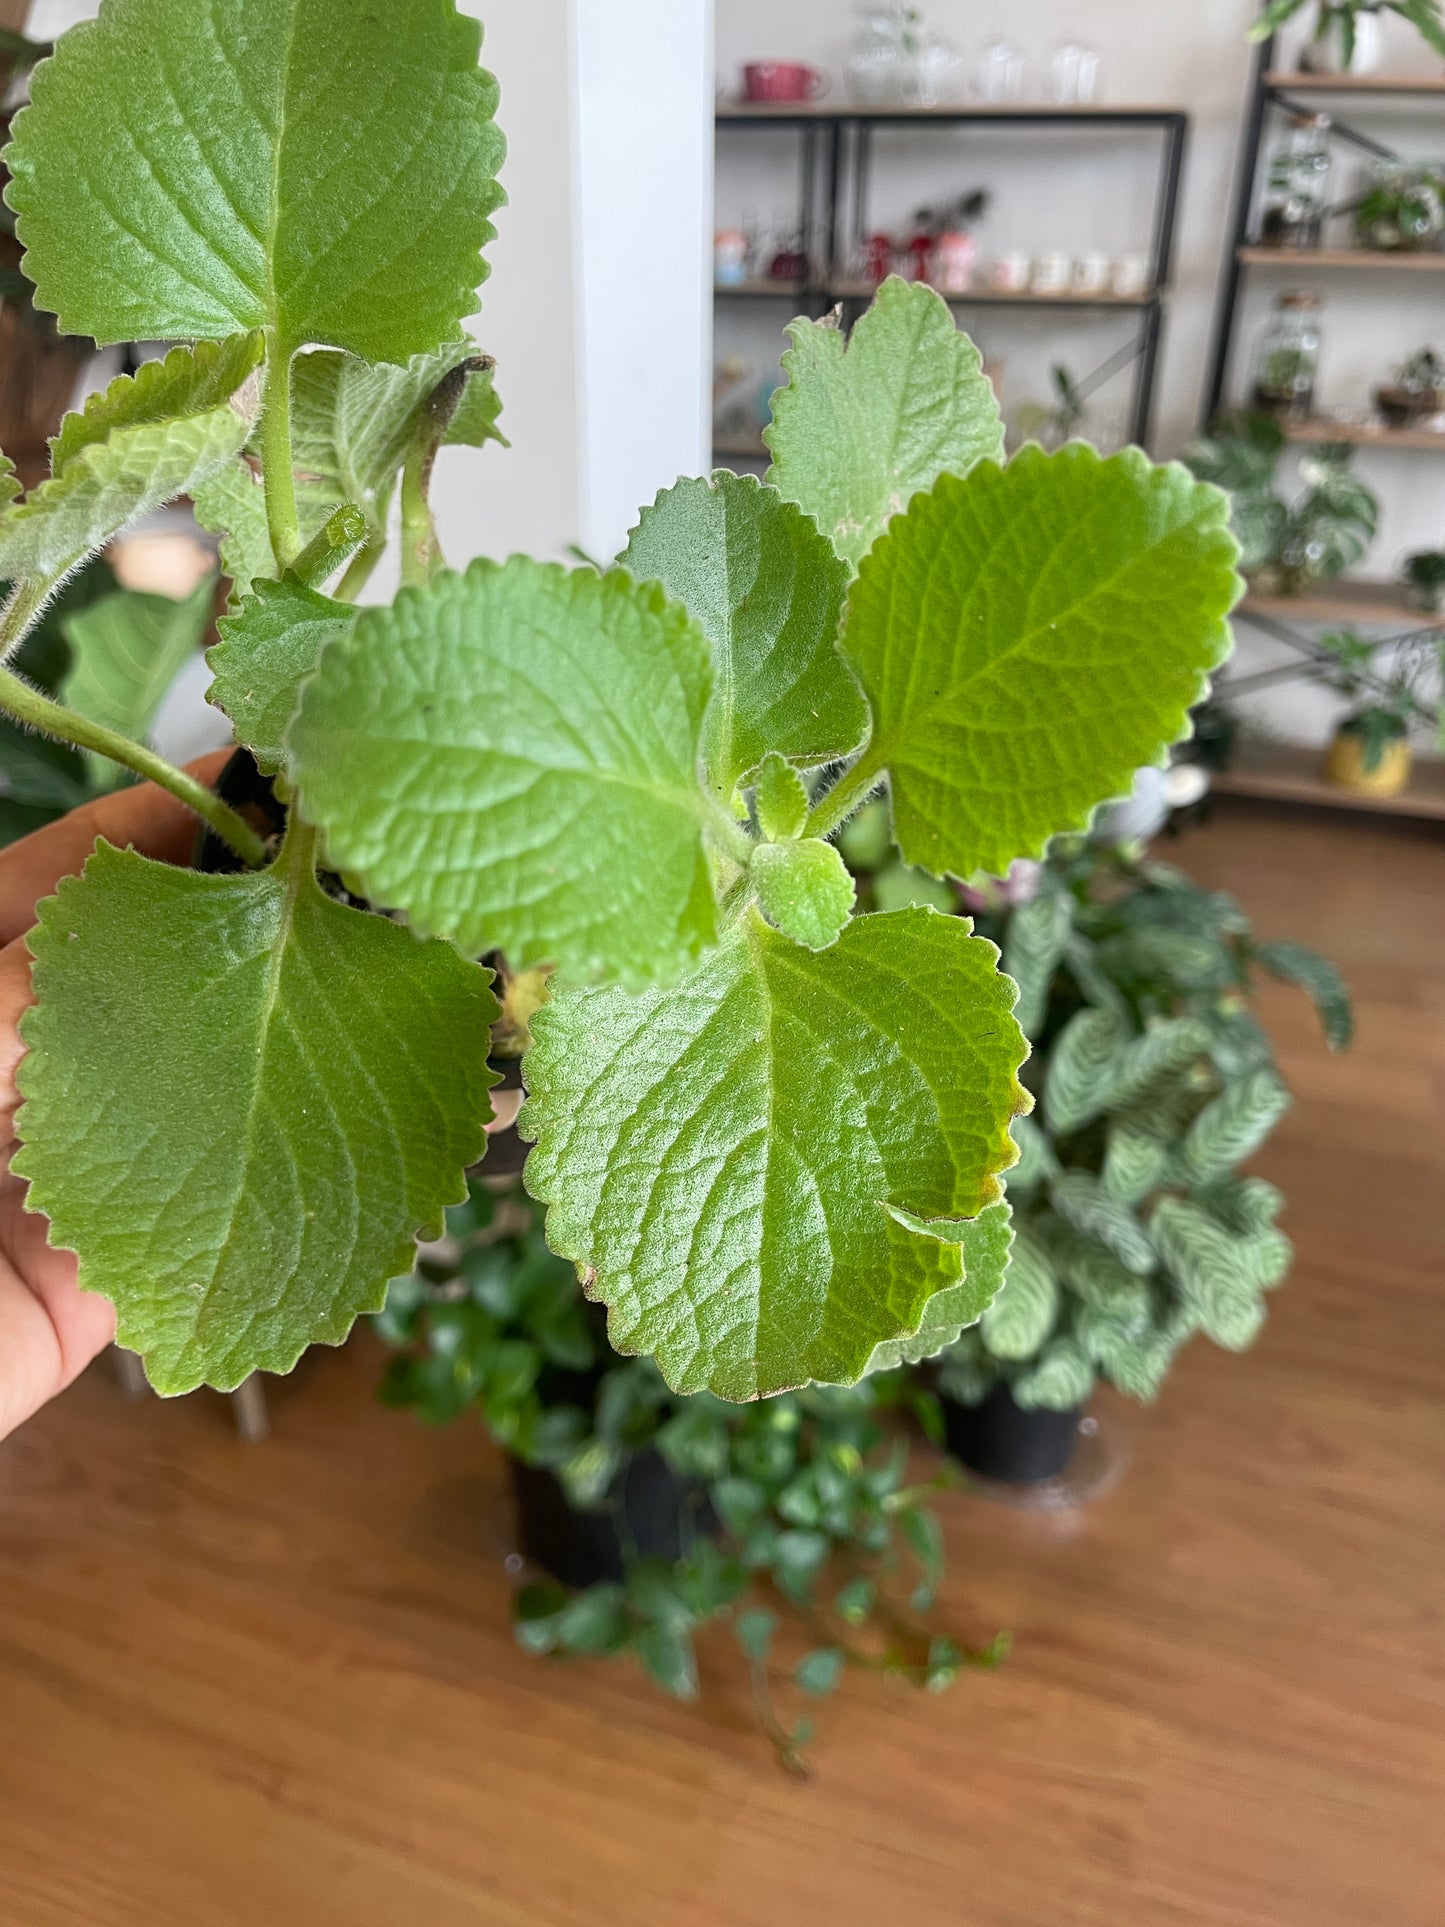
[1201,43,1445,813]
[714,101,1189,450]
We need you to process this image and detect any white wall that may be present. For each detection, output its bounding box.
[715,0,1445,748]
[573,0,714,561]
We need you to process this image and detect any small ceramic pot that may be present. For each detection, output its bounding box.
[1323,728,1411,796]
[1301,5,1383,74]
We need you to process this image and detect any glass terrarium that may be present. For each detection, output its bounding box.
[1252,289,1323,423]
[1261,113,1333,249]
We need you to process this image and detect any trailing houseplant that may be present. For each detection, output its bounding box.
[1315,626,1438,793]
[377,1179,1006,1772]
[1249,0,1445,73]
[0,0,1242,1421]
[1184,413,1377,594]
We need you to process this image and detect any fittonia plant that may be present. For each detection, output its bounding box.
[0,0,1242,1403]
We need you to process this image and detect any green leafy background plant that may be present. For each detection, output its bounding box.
[377,1181,1006,1770]
[837,834,1351,1412]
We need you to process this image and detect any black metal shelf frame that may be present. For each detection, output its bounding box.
[715,104,1189,450]
[1203,35,1445,420]
[1202,36,1445,709]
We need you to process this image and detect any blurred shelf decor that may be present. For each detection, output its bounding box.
[712,100,1188,459]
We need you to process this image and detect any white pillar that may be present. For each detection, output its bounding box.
[570,0,714,563]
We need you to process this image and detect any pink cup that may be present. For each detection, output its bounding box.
[742,61,829,103]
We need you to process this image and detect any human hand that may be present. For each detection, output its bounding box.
[0,755,229,1444]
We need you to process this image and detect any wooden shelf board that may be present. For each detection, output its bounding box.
[1238,580,1445,629]
[1282,417,1445,451]
[1264,70,1445,96]
[711,435,769,460]
[1211,744,1445,820]
[716,279,1154,309]
[717,101,1183,123]
[1238,245,1445,270]
[714,278,810,298]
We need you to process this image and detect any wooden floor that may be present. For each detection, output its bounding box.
[1,800,1442,1927]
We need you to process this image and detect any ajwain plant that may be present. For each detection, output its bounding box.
[0,0,1241,1406]
[379,1182,1002,1772]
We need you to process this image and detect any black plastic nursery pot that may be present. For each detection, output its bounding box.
[941,1382,1084,1485]
[509,1448,713,1590]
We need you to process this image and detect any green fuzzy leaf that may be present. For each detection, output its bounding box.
[621,472,862,792]
[0,378,259,589]
[1180,1069,1291,1184]
[521,907,1028,1400]
[839,447,1240,880]
[1101,1122,1174,1207]
[751,837,855,950]
[1108,1017,1213,1110]
[6,0,506,361]
[1004,1115,1059,1197]
[1239,1226,1293,1293]
[0,454,21,510]
[795,1646,847,1697]
[980,1223,1058,1361]
[1067,1255,1152,1335]
[766,277,1004,571]
[1044,1006,1128,1137]
[14,842,498,1394]
[1003,885,1074,1037]
[60,580,215,790]
[1255,939,1353,1051]
[865,1199,1014,1372]
[1011,1337,1093,1413]
[208,577,354,774]
[290,342,505,540]
[50,336,264,472]
[1150,1198,1268,1352]
[193,459,279,602]
[444,356,507,450]
[1050,1173,1156,1276]
[754,751,810,842]
[290,559,717,987]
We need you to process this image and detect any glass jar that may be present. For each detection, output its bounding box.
[974,37,1024,103]
[1050,41,1100,106]
[913,31,966,107]
[846,6,920,107]
[1355,160,1445,252]
[1261,113,1333,249]
[1252,290,1323,422]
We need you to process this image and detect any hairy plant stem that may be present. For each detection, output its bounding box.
[261,327,301,572]
[805,748,885,843]
[0,663,269,867]
[0,577,60,669]
[334,536,384,603]
[704,795,755,871]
